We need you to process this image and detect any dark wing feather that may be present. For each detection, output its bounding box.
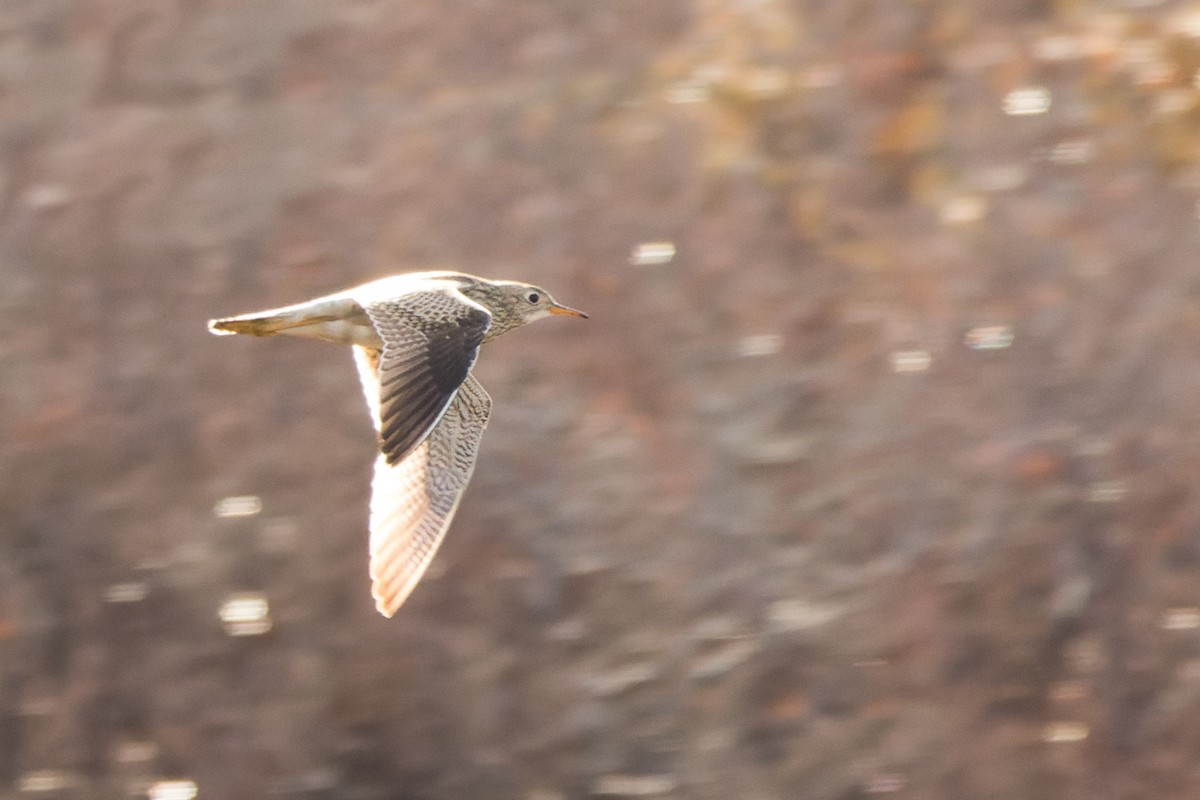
[361,291,490,465]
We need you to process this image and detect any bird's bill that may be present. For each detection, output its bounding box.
[549,303,589,319]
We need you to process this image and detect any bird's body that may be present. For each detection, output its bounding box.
[209,271,587,617]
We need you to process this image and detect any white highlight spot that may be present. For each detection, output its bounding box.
[629,241,676,266]
[149,780,198,800]
[1087,481,1127,503]
[115,740,159,765]
[219,592,272,637]
[1003,87,1051,116]
[1161,607,1200,630]
[18,770,77,793]
[592,774,677,796]
[890,350,932,373]
[941,194,987,225]
[104,581,149,604]
[665,80,708,104]
[213,495,262,518]
[767,599,841,632]
[737,334,783,358]
[1050,139,1094,166]
[1042,721,1089,743]
[964,325,1014,351]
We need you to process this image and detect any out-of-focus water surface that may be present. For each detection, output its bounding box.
[6,1,1200,798]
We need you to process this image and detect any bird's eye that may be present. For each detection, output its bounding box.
[527,292,540,304]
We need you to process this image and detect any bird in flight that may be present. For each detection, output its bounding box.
[208,271,588,617]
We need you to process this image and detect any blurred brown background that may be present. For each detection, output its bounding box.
[6,1,1200,798]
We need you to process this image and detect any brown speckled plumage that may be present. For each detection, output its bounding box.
[209,271,587,617]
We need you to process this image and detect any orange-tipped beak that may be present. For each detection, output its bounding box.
[549,303,589,319]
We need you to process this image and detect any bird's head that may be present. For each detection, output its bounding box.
[480,280,588,334]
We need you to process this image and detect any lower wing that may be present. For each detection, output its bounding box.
[366,374,492,617]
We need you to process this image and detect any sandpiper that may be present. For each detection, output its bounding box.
[209,271,588,617]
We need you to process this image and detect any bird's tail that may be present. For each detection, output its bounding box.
[208,295,373,345]
[207,309,319,337]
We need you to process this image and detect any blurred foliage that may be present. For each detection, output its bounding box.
[6,1,1200,798]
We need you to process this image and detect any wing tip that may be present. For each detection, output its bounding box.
[372,580,411,619]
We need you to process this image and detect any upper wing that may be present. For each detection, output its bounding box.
[367,374,492,616]
[359,289,490,466]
